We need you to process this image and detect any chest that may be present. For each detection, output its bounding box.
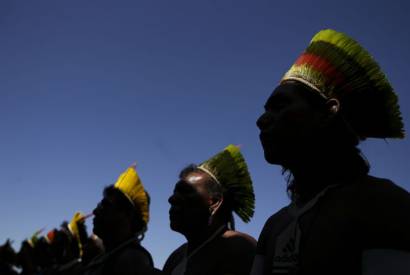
[172,241,236,275]
[264,198,362,274]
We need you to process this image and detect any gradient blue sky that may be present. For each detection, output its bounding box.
[1,0,409,268]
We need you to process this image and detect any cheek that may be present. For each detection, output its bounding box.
[277,107,315,133]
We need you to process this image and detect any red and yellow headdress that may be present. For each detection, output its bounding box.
[281,29,404,139]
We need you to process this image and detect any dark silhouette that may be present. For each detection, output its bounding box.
[163,162,256,275]
[51,219,103,275]
[254,79,410,273]
[84,184,160,275]
[0,240,18,275]
[10,215,102,275]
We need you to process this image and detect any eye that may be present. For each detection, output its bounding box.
[265,93,291,112]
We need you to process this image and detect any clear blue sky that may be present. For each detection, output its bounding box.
[1,0,409,268]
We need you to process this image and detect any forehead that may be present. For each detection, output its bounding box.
[266,83,301,104]
[100,194,118,208]
[175,171,210,194]
[265,81,323,109]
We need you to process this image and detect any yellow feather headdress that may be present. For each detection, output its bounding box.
[114,165,150,225]
[68,212,86,256]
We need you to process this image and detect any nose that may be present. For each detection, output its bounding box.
[93,203,102,216]
[168,194,175,205]
[257,112,271,130]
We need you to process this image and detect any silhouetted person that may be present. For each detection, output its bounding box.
[0,239,18,275]
[253,29,410,275]
[84,165,160,275]
[163,145,256,275]
[81,234,104,267]
[52,213,95,274]
[17,240,38,275]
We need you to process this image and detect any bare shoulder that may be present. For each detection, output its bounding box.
[116,246,152,266]
[216,230,257,274]
[110,246,156,274]
[223,230,257,245]
[220,230,257,255]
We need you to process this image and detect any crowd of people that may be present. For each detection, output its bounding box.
[1,29,410,275]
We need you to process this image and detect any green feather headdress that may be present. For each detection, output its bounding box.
[198,144,255,223]
[282,29,404,139]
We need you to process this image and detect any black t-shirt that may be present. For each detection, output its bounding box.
[256,175,410,275]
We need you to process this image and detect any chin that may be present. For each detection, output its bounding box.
[261,137,291,165]
[265,153,283,165]
[92,225,103,239]
[261,144,282,164]
[169,221,184,234]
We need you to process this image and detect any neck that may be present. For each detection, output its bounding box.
[102,232,134,251]
[285,142,368,203]
[184,219,226,254]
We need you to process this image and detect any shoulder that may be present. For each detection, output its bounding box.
[222,230,257,251]
[362,175,409,193]
[347,175,410,249]
[257,205,293,248]
[262,206,293,231]
[214,230,256,274]
[116,245,153,266]
[108,244,156,275]
[223,230,256,243]
[162,243,187,273]
[353,175,410,209]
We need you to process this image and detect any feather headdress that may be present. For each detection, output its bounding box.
[198,144,255,223]
[281,29,404,139]
[68,212,87,256]
[114,165,150,225]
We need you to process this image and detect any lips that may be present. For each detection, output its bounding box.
[169,207,183,220]
[259,131,274,143]
[92,217,101,226]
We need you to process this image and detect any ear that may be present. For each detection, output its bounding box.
[209,197,223,216]
[326,98,340,115]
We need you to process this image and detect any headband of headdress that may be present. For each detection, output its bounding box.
[114,165,150,226]
[281,29,404,139]
[198,144,255,223]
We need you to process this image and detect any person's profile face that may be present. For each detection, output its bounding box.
[168,171,211,234]
[257,81,325,164]
[92,194,125,240]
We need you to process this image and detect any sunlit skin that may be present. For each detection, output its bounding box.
[168,171,221,249]
[164,170,256,275]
